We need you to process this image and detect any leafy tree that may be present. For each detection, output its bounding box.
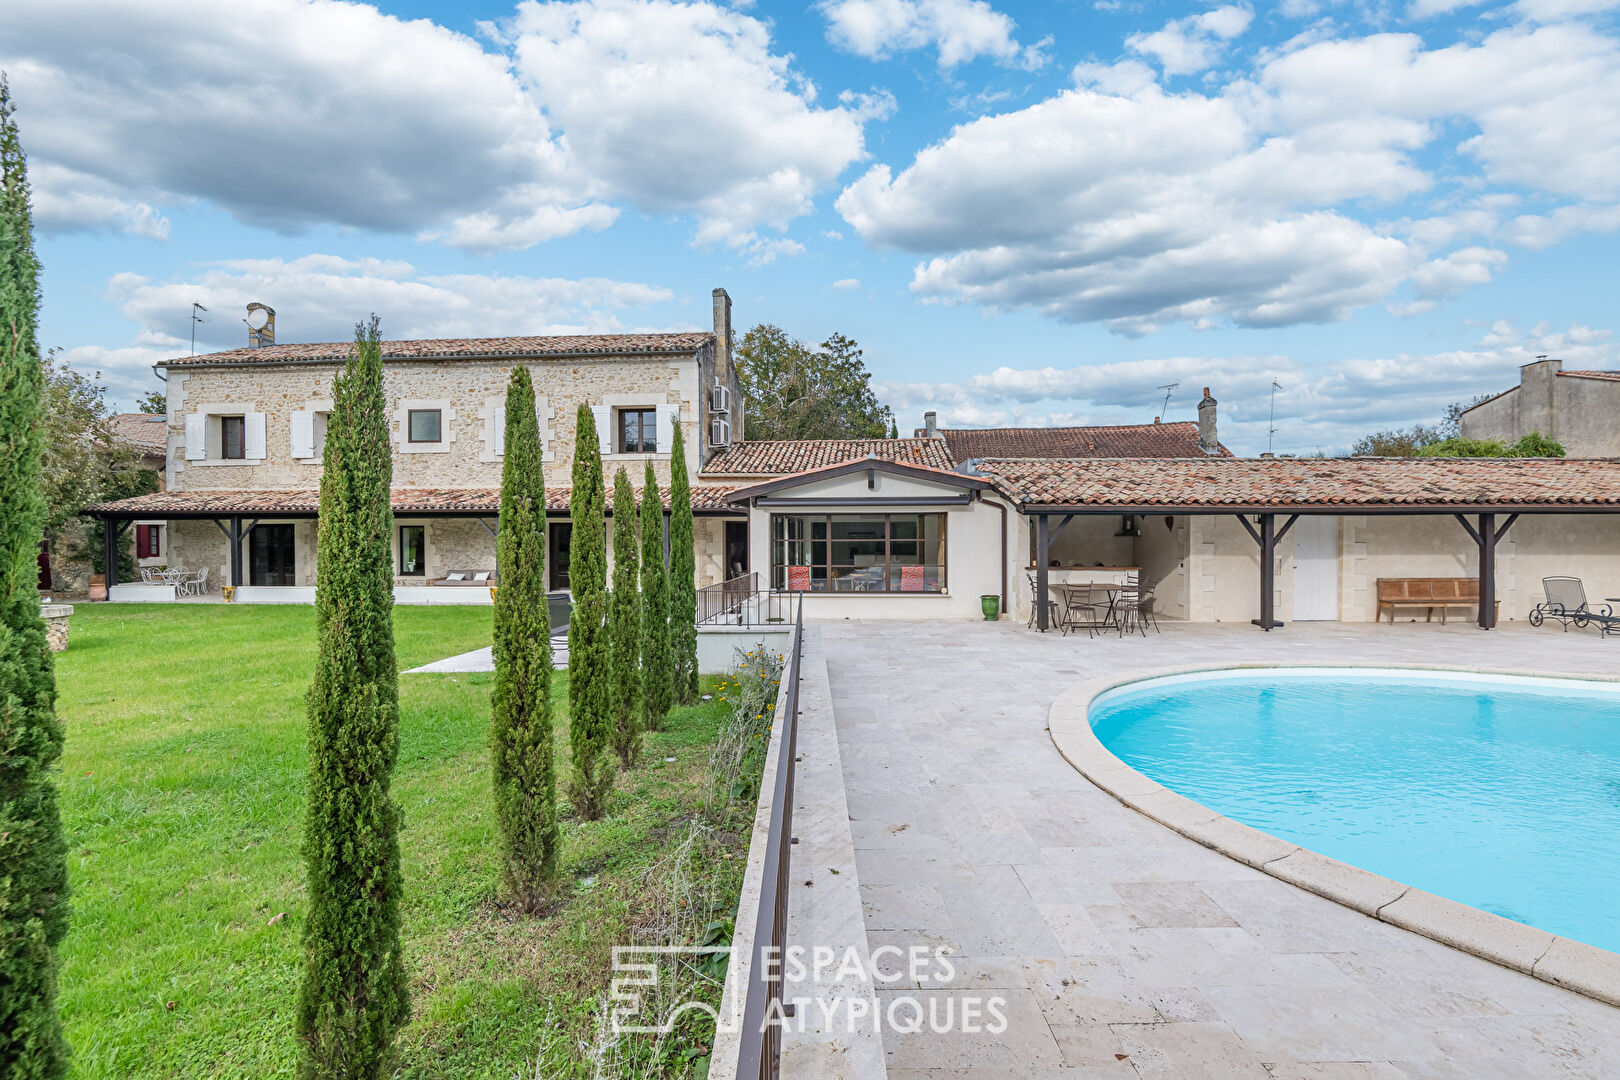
[567,405,613,819]
[491,365,559,908]
[1416,432,1566,458]
[297,316,409,1080]
[735,324,893,440]
[37,351,153,583]
[609,468,642,768]
[639,464,674,732]
[0,72,70,1080]
[136,388,166,414]
[1349,393,1499,457]
[667,424,698,705]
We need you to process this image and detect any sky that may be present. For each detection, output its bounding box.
[5,0,1619,455]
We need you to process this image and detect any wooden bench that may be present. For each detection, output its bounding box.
[1376,577,1499,624]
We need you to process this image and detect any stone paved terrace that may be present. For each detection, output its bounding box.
[813,618,1620,1079]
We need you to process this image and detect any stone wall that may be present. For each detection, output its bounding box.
[163,349,711,493]
[42,604,73,651]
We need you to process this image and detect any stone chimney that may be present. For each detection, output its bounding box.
[1197,387,1219,455]
[712,287,733,384]
[923,410,939,438]
[1519,356,1561,443]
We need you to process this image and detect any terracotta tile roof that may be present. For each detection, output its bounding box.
[933,422,1231,463]
[85,485,739,516]
[108,412,168,451]
[162,331,713,368]
[724,456,989,502]
[701,438,954,476]
[1560,370,1620,382]
[974,456,1620,510]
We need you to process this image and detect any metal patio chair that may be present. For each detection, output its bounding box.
[1528,576,1611,632]
[1026,573,1059,631]
[1058,583,1110,638]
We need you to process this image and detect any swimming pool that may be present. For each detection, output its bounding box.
[1089,668,1620,953]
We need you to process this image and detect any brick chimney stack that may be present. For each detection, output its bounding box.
[1197,387,1219,455]
[923,410,939,438]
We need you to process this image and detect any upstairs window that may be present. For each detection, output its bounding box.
[619,408,657,453]
[408,409,442,444]
[221,415,246,459]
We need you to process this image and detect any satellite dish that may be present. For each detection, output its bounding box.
[245,305,271,330]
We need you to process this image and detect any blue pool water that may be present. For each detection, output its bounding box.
[1090,668,1620,952]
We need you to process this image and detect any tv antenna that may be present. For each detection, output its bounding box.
[1157,382,1179,420]
[190,301,208,356]
[1268,379,1283,455]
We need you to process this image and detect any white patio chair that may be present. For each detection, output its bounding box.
[190,567,209,596]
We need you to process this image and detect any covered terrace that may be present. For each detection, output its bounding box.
[974,456,1620,632]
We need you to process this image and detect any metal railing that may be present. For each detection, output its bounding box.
[733,601,805,1080]
[697,572,801,628]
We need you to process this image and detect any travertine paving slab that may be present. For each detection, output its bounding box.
[817,619,1620,1078]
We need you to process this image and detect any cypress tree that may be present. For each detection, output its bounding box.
[667,423,699,704]
[608,468,642,768]
[297,316,409,1080]
[639,464,674,731]
[491,366,558,908]
[0,75,70,1080]
[567,405,613,819]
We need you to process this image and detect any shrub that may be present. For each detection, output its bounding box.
[568,405,614,819]
[609,467,642,768]
[491,365,559,907]
[667,424,699,704]
[297,317,409,1079]
[0,75,70,1080]
[639,464,673,732]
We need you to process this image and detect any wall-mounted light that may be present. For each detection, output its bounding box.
[1164,516,1175,531]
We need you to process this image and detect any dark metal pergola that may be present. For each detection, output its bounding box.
[1026,503,1617,633]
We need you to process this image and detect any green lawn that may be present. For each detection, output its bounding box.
[54,604,741,1079]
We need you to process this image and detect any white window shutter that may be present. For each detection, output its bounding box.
[656,404,680,455]
[244,412,267,460]
[590,405,612,456]
[184,413,206,460]
[290,411,315,458]
[493,403,507,456]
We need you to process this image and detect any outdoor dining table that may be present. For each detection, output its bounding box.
[1053,581,1124,633]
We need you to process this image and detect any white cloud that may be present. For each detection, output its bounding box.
[831,277,862,289]
[1126,5,1253,76]
[878,322,1618,454]
[838,18,1620,335]
[818,0,1049,69]
[498,0,871,254]
[3,0,875,253]
[110,255,677,347]
[1,0,608,245]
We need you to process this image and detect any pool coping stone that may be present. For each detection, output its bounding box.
[1048,660,1620,1010]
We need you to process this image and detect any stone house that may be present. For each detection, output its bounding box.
[1460,358,1620,456]
[90,289,746,601]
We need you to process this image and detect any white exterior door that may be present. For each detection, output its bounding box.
[1292,516,1339,621]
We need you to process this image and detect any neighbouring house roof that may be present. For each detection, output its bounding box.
[929,422,1231,463]
[85,484,740,517]
[161,331,714,369]
[724,456,990,503]
[701,438,954,476]
[108,412,168,452]
[1560,370,1620,382]
[972,456,1620,512]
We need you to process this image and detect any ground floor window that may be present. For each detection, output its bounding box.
[136,523,163,559]
[399,525,426,577]
[771,512,945,593]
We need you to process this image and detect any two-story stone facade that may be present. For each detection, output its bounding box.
[90,289,747,601]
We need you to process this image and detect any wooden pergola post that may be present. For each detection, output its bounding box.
[1455,512,1518,629]
[1035,512,1050,632]
[1237,512,1298,630]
